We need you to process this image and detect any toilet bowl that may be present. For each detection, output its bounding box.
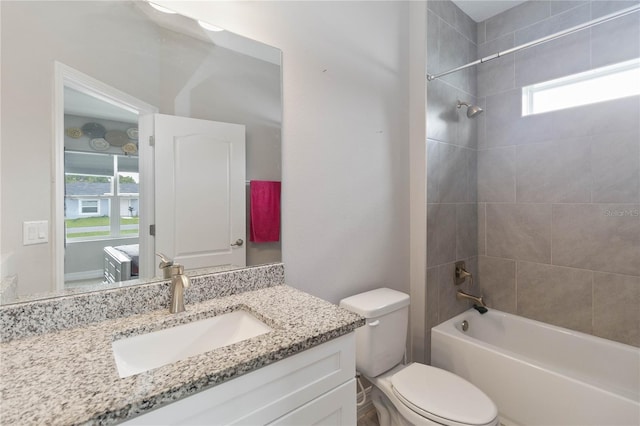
[340,288,498,426]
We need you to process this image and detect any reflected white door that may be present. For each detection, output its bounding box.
[154,114,246,274]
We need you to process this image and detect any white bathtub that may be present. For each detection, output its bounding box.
[431,309,640,426]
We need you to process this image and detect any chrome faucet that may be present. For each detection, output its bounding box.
[456,290,486,308]
[168,264,190,314]
[157,253,191,314]
[454,261,488,313]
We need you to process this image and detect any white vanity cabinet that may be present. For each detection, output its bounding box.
[121,333,356,425]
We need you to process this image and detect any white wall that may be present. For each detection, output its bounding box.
[1,1,161,296]
[159,1,413,303]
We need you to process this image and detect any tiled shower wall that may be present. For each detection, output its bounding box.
[475,0,639,347]
[425,0,479,362]
[426,0,639,360]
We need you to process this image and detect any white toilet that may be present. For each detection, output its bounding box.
[340,288,498,426]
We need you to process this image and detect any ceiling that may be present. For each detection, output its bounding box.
[451,0,528,22]
[65,87,138,124]
[63,2,282,125]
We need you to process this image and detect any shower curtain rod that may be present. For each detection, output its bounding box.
[426,3,640,82]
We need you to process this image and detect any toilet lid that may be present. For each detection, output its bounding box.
[391,364,497,426]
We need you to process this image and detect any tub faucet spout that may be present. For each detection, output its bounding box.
[456,289,487,309]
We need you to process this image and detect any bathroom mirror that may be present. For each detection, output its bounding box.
[0,1,282,304]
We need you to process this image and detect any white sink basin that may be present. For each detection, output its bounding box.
[112,310,272,378]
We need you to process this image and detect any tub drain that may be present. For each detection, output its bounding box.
[461,320,469,332]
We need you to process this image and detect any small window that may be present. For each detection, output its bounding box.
[80,199,99,215]
[522,58,640,116]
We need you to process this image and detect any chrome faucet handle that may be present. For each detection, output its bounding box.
[156,252,173,269]
[456,267,472,279]
[454,261,474,286]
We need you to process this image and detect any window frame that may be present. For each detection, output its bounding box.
[522,58,640,116]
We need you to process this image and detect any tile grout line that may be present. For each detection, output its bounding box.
[514,259,518,314]
[483,202,487,257]
[550,202,553,266]
[476,255,640,280]
[591,272,595,335]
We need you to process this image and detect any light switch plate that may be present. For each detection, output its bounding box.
[23,221,49,245]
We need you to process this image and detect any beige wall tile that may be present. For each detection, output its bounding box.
[478,256,516,313]
[478,203,486,256]
[484,88,555,148]
[427,203,457,267]
[478,147,516,202]
[485,0,549,41]
[593,272,640,347]
[552,204,640,276]
[457,203,478,259]
[427,140,440,204]
[515,3,589,45]
[516,261,593,334]
[515,31,590,87]
[477,34,515,98]
[426,79,458,144]
[591,131,640,204]
[553,95,640,141]
[486,203,552,263]
[516,138,591,203]
[591,12,640,68]
[426,267,440,330]
[439,143,474,203]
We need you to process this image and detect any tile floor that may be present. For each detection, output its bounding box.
[357,406,379,426]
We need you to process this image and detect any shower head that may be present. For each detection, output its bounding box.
[457,100,483,118]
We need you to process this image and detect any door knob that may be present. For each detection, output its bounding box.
[231,238,244,247]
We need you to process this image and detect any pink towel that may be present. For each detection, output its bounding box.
[250,180,281,243]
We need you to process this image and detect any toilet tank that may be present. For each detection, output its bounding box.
[340,288,410,377]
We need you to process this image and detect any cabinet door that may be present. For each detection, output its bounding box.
[269,379,357,426]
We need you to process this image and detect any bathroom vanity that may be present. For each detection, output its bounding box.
[122,334,356,425]
[0,264,364,425]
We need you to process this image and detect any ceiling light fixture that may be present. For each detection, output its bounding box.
[198,20,225,32]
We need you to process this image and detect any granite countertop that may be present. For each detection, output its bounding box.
[0,285,364,425]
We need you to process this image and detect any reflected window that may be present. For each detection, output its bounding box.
[64,153,138,241]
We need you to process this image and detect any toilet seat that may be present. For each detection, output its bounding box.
[391,363,498,426]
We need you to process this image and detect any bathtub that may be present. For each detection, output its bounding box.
[431,309,640,426]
